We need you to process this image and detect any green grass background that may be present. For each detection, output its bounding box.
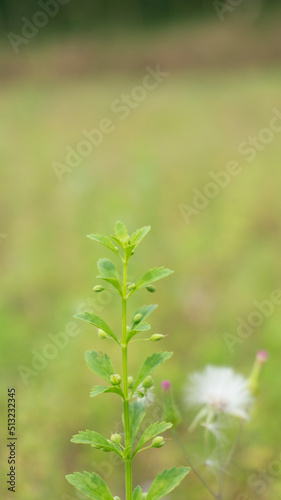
[1,20,281,500]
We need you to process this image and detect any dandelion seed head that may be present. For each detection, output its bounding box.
[185,366,253,420]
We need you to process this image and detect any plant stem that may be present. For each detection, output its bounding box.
[173,429,219,500]
[122,257,132,500]
[218,421,244,500]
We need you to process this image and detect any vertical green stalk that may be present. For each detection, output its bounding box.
[122,256,132,500]
[173,429,218,500]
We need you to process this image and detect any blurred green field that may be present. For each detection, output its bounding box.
[1,26,281,500]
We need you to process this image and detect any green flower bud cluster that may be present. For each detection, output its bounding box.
[110,374,122,386]
[110,433,122,445]
[128,283,136,291]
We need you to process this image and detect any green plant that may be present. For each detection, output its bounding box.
[66,221,189,500]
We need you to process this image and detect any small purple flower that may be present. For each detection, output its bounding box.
[257,350,269,364]
[161,380,171,391]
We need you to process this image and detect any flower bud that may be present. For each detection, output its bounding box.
[98,329,108,339]
[150,334,164,342]
[161,380,182,427]
[152,436,165,448]
[249,350,269,395]
[146,285,156,293]
[127,376,134,389]
[114,497,121,500]
[143,376,153,389]
[142,494,147,499]
[133,313,142,323]
[93,285,105,292]
[161,380,171,391]
[110,374,122,386]
[257,350,269,364]
[128,283,136,291]
[110,433,122,445]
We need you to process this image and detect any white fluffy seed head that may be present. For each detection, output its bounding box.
[185,366,253,420]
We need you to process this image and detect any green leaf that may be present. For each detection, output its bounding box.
[97,258,122,295]
[87,234,121,258]
[124,244,137,260]
[114,220,129,244]
[146,467,190,500]
[132,352,173,394]
[127,322,151,343]
[90,385,124,399]
[132,485,143,500]
[71,430,122,457]
[129,401,146,447]
[130,305,158,330]
[134,421,172,455]
[130,226,151,246]
[85,351,114,382]
[66,471,114,500]
[136,267,174,290]
[74,312,119,343]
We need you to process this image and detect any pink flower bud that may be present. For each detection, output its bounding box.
[161,380,171,391]
[257,350,269,364]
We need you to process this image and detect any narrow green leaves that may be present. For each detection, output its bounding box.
[134,421,172,455]
[111,220,130,250]
[146,467,190,500]
[127,321,151,343]
[66,471,114,500]
[132,486,143,500]
[75,312,119,343]
[97,258,122,295]
[129,401,146,447]
[136,267,174,290]
[90,385,124,399]
[127,305,157,342]
[87,234,120,258]
[130,305,157,330]
[85,351,114,383]
[132,352,173,394]
[114,220,129,242]
[71,430,123,457]
[130,226,150,246]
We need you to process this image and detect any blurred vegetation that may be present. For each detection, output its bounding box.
[0,0,281,31]
[1,9,281,500]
